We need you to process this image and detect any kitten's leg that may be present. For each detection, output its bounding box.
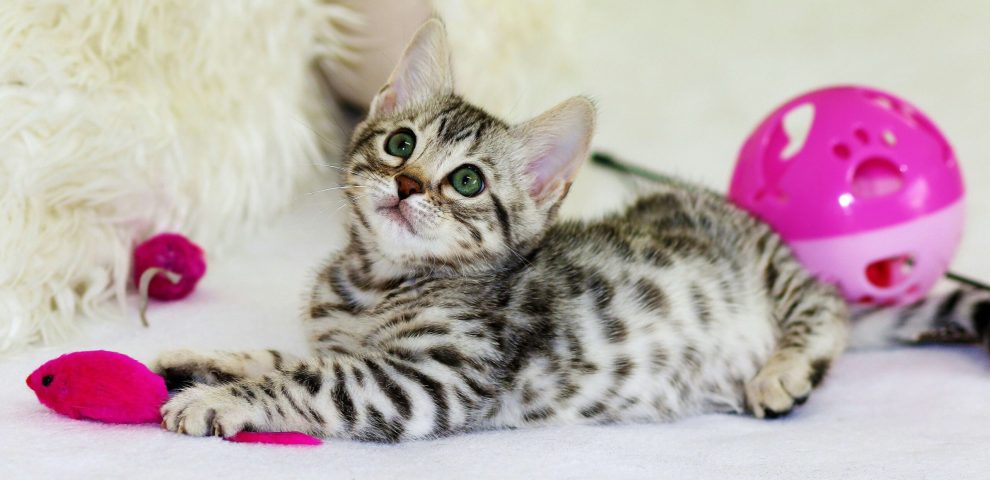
[160,312,499,441]
[849,286,990,350]
[746,244,849,418]
[152,349,299,391]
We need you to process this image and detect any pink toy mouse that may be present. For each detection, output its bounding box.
[132,233,208,327]
[27,350,322,446]
[132,233,207,302]
[729,85,965,305]
[27,350,167,424]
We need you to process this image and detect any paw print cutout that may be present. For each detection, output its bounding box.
[831,126,905,200]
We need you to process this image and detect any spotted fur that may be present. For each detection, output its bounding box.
[155,21,990,442]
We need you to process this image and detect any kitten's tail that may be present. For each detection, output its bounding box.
[591,150,990,352]
[849,285,990,351]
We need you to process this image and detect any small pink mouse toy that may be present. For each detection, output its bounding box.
[132,233,207,302]
[132,233,208,327]
[27,350,322,446]
[729,85,965,305]
[27,350,167,424]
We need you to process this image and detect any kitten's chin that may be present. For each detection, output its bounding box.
[366,206,434,257]
[370,227,437,265]
[376,205,417,236]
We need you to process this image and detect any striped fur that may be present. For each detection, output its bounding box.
[155,21,990,441]
[850,287,990,349]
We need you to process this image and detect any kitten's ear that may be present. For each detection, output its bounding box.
[369,19,454,117]
[515,96,596,206]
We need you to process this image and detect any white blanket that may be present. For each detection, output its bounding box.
[2,201,988,480]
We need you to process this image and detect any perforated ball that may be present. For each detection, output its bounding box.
[729,86,965,305]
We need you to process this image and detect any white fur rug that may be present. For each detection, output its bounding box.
[0,1,356,352]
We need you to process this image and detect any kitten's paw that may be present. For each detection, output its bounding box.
[745,355,814,419]
[161,384,259,437]
[152,349,241,391]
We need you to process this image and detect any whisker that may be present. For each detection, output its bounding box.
[313,162,346,170]
[505,244,532,267]
[291,115,345,151]
[312,163,363,178]
[331,193,373,215]
[312,163,379,183]
[306,185,369,195]
[348,183,392,198]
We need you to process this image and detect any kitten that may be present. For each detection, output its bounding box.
[155,20,990,441]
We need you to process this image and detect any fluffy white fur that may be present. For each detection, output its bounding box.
[0,0,573,353]
[0,1,358,352]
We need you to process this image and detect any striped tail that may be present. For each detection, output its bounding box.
[590,150,990,354]
[849,285,990,351]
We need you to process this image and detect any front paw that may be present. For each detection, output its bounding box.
[161,384,261,437]
[745,355,818,419]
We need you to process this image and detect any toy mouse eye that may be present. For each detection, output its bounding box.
[41,374,54,387]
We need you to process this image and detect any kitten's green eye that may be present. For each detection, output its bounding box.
[448,164,485,197]
[385,129,416,159]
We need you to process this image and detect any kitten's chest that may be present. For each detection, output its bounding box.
[351,278,489,347]
[365,277,437,311]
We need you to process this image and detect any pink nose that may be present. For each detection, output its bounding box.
[395,174,424,200]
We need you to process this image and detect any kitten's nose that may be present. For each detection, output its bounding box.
[395,174,424,200]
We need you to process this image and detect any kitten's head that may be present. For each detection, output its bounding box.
[343,20,594,275]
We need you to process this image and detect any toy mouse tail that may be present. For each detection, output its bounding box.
[849,284,990,351]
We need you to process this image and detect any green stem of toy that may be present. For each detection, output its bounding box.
[138,268,182,328]
[591,151,990,293]
[590,152,674,183]
[945,271,990,291]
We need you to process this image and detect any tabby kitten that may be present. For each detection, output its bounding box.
[156,20,990,441]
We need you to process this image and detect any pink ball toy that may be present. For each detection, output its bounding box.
[729,85,965,305]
